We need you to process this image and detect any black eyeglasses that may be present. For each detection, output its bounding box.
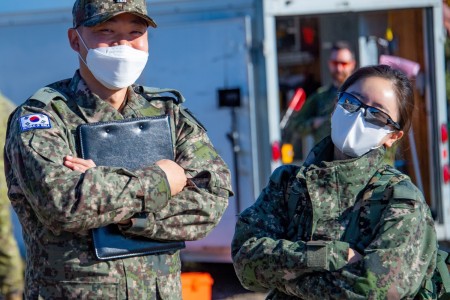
[337,92,401,130]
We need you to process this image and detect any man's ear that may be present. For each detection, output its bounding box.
[68,28,80,52]
[384,130,404,148]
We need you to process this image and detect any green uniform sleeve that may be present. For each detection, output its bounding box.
[287,94,317,137]
[231,166,349,294]
[0,197,23,297]
[0,95,23,297]
[292,181,437,299]
[5,106,171,234]
[120,106,233,241]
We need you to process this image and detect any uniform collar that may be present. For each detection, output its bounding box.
[301,136,386,202]
[68,71,148,123]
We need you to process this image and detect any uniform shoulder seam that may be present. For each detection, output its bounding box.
[28,87,68,106]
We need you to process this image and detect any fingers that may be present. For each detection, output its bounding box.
[156,159,187,196]
[348,248,363,264]
[63,156,96,173]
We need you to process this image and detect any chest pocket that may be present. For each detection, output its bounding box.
[341,197,390,253]
[306,170,349,241]
[341,167,398,252]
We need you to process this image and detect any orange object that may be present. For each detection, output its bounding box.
[281,143,294,164]
[181,272,214,300]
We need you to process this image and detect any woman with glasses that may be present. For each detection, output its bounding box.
[231,65,437,299]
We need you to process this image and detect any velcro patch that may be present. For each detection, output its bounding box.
[20,114,52,132]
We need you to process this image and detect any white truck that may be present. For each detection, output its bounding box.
[0,0,449,262]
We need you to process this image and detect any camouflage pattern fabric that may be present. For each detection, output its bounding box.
[4,71,232,299]
[231,136,437,299]
[0,93,24,299]
[72,0,157,28]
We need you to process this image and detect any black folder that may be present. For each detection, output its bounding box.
[77,115,185,260]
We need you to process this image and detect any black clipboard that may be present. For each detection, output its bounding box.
[77,116,185,260]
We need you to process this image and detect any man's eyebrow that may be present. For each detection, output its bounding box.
[131,18,148,26]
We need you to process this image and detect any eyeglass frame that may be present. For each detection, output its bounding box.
[337,91,401,131]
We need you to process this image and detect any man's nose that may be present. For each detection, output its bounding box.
[112,38,132,47]
[337,64,345,71]
[119,39,131,46]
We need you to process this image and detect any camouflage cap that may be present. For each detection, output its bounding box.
[73,0,157,28]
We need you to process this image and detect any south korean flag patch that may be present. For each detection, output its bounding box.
[20,113,52,132]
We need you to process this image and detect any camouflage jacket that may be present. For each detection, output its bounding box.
[4,71,232,299]
[0,94,23,297]
[232,137,437,299]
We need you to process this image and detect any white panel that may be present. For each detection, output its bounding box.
[0,19,77,105]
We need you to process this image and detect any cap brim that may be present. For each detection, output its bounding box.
[82,11,157,28]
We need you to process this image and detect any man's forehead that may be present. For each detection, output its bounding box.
[330,49,354,61]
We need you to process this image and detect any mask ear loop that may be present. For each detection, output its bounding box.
[75,29,89,66]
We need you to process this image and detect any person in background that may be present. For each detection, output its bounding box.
[232,65,437,299]
[0,93,23,300]
[286,40,356,146]
[4,0,232,299]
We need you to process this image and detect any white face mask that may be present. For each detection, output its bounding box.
[331,105,393,157]
[76,30,148,90]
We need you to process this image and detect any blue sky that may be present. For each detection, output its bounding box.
[0,1,74,13]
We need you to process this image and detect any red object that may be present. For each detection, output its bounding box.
[181,272,214,300]
[288,88,306,112]
[441,124,448,143]
[302,27,315,45]
[272,141,281,161]
[444,164,450,184]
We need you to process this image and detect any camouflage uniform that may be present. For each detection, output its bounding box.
[232,136,437,299]
[0,94,24,299]
[4,71,232,299]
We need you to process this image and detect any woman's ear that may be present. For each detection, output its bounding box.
[384,130,404,148]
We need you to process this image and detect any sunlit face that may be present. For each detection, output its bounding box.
[344,76,404,147]
[69,13,149,62]
[328,48,356,86]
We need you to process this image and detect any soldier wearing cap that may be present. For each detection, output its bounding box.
[4,0,232,299]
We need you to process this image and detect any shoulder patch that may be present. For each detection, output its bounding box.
[180,106,206,131]
[19,113,52,132]
[29,87,67,106]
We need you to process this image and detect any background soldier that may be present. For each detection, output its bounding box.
[287,41,356,146]
[0,93,23,300]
